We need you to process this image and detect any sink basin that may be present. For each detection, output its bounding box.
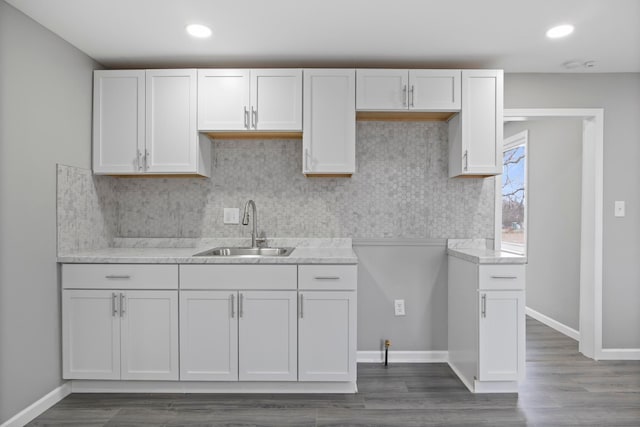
[194,247,294,257]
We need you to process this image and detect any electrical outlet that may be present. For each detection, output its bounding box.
[223,208,240,224]
[394,299,406,316]
[614,201,625,217]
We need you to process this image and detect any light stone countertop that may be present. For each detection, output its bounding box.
[57,238,358,265]
[446,238,527,264]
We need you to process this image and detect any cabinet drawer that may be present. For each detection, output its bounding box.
[479,264,525,290]
[62,264,178,290]
[180,265,297,290]
[298,265,357,290]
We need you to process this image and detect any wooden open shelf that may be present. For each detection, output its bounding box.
[205,131,303,140]
[356,111,457,122]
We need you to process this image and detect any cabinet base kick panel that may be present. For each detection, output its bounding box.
[69,380,357,394]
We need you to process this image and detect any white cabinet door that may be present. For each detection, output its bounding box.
[146,69,198,173]
[409,70,461,111]
[93,70,145,174]
[448,70,503,177]
[356,69,408,110]
[62,290,120,380]
[180,291,239,381]
[238,291,297,381]
[198,69,251,131]
[478,290,525,381]
[250,69,302,131]
[303,69,356,175]
[120,290,179,380]
[298,291,356,382]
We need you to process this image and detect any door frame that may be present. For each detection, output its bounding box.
[499,108,604,360]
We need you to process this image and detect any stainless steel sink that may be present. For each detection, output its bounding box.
[193,247,294,257]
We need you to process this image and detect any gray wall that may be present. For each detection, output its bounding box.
[0,2,99,423]
[504,119,583,331]
[505,73,640,349]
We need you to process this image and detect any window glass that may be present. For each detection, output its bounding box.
[502,144,526,254]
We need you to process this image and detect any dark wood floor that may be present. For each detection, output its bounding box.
[28,317,640,426]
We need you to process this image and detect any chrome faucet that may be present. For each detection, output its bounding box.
[242,199,259,248]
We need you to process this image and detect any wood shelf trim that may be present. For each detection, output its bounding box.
[305,174,353,178]
[204,131,303,140]
[356,111,457,122]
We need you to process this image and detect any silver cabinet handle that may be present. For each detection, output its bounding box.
[230,293,235,318]
[136,149,143,171]
[120,293,126,317]
[251,106,257,129]
[314,276,340,280]
[490,275,518,279]
[112,292,118,317]
[409,85,415,107]
[239,293,244,318]
[244,106,249,129]
[300,293,304,318]
[105,275,131,279]
[402,85,407,107]
[304,148,310,171]
[464,150,469,171]
[481,294,487,318]
[144,149,150,171]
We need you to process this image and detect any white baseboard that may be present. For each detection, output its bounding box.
[1,383,71,427]
[357,350,448,363]
[526,307,580,341]
[599,348,640,360]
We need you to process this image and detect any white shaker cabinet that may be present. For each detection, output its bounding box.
[303,69,356,176]
[197,69,302,131]
[356,69,461,111]
[448,69,503,177]
[448,255,525,392]
[93,69,210,176]
[62,289,179,381]
[298,265,357,382]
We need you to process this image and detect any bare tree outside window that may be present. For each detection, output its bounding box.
[502,141,526,253]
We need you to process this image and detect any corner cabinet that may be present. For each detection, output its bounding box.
[447,256,525,393]
[448,70,503,177]
[197,69,302,132]
[356,69,461,111]
[302,69,356,176]
[93,69,211,176]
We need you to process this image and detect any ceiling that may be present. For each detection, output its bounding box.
[6,0,640,72]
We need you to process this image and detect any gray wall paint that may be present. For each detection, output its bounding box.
[504,119,583,331]
[0,2,99,423]
[355,241,448,351]
[505,73,640,348]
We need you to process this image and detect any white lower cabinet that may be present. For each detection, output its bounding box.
[62,289,179,380]
[448,255,525,392]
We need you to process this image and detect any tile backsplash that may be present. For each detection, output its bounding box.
[57,121,495,249]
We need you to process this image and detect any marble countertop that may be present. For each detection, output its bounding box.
[57,238,358,265]
[447,238,527,264]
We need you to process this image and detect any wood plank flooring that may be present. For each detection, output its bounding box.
[27,317,640,426]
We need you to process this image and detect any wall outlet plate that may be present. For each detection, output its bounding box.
[223,208,240,224]
[614,201,625,217]
[394,299,406,316]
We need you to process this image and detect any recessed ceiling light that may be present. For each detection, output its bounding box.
[546,24,574,39]
[186,24,212,38]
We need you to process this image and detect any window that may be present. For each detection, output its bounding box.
[501,130,527,254]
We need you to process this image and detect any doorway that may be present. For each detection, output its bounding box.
[498,109,603,360]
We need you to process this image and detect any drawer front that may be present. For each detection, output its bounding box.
[62,264,178,290]
[479,264,525,290]
[298,265,357,290]
[180,265,297,290]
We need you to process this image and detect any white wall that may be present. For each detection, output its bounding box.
[0,1,99,422]
[505,73,640,349]
[505,119,583,331]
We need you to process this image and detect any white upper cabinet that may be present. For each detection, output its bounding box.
[93,69,210,177]
[303,69,356,176]
[356,69,461,111]
[146,69,199,174]
[93,70,145,174]
[448,70,503,177]
[198,69,302,131]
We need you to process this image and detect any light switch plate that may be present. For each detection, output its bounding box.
[394,299,406,316]
[223,208,240,224]
[614,201,625,217]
